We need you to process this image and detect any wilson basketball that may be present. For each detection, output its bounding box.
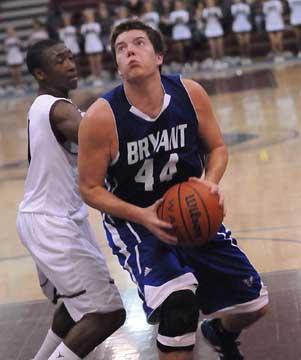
[158,180,224,246]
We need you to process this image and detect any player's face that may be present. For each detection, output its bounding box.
[40,44,78,90]
[115,30,163,82]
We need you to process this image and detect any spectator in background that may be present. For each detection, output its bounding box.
[158,0,172,37]
[190,2,207,63]
[113,6,131,27]
[203,0,226,69]
[81,9,103,86]
[169,0,192,63]
[287,0,301,57]
[141,0,160,30]
[263,0,285,62]
[4,25,24,93]
[252,0,265,33]
[97,2,113,51]
[28,18,49,47]
[231,0,252,64]
[46,0,62,40]
[192,2,205,41]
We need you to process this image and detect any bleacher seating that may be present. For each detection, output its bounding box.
[0,0,299,89]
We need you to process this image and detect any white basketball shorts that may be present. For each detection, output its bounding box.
[17,212,124,321]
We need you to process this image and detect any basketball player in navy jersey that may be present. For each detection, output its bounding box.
[78,20,268,360]
[17,39,125,360]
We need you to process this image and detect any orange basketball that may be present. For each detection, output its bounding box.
[158,180,224,246]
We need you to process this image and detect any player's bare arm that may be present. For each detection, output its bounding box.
[183,78,228,209]
[183,78,228,185]
[78,99,177,244]
[50,100,82,144]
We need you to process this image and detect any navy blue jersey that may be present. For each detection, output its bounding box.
[102,74,205,211]
[101,75,267,324]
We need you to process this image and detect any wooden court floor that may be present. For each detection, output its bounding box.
[0,63,301,359]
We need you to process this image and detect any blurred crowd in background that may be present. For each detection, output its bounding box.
[2,0,301,95]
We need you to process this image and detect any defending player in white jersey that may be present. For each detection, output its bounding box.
[17,39,125,360]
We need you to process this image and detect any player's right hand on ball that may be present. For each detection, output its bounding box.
[142,199,178,245]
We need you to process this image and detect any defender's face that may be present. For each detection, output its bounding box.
[39,43,78,90]
[115,30,163,82]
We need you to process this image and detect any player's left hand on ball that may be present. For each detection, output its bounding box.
[189,177,226,216]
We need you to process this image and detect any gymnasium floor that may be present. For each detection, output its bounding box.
[1,60,301,359]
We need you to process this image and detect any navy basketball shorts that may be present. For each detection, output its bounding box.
[103,220,268,323]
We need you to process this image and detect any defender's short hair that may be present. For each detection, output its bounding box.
[110,19,166,65]
[26,39,62,76]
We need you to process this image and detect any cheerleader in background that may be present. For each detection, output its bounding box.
[27,18,49,47]
[203,0,226,69]
[59,14,80,56]
[141,0,160,30]
[169,0,192,63]
[288,0,301,57]
[59,13,82,80]
[4,25,24,93]
[81,9,103,87]
[231,0,252,64]
[263,0,285,62]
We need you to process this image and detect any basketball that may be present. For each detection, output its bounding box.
[158,180,224,246]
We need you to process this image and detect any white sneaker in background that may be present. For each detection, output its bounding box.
[214,60,228,70]
[274,55,284,64]
[201,58,214,69]
[241,57,252,65]
[93,79,104,87]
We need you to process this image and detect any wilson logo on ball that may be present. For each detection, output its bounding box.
[158,180,224,246]
[185,194,202,239]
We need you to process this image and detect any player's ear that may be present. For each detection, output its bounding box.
[156,54,163,67]
[34,68,46,81]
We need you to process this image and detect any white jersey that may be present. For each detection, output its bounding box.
[263,0,284,32]
[288,0,301,25]
[59,25,80,55]
[4,36,23,66]
[19,95,88,220]
[203,7,224,38]
[231,3,252,33]
[169,9,192,40]
[80,22,103,54]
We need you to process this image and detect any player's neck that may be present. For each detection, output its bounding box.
[38,85,69,99]
[124,75,164,118]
